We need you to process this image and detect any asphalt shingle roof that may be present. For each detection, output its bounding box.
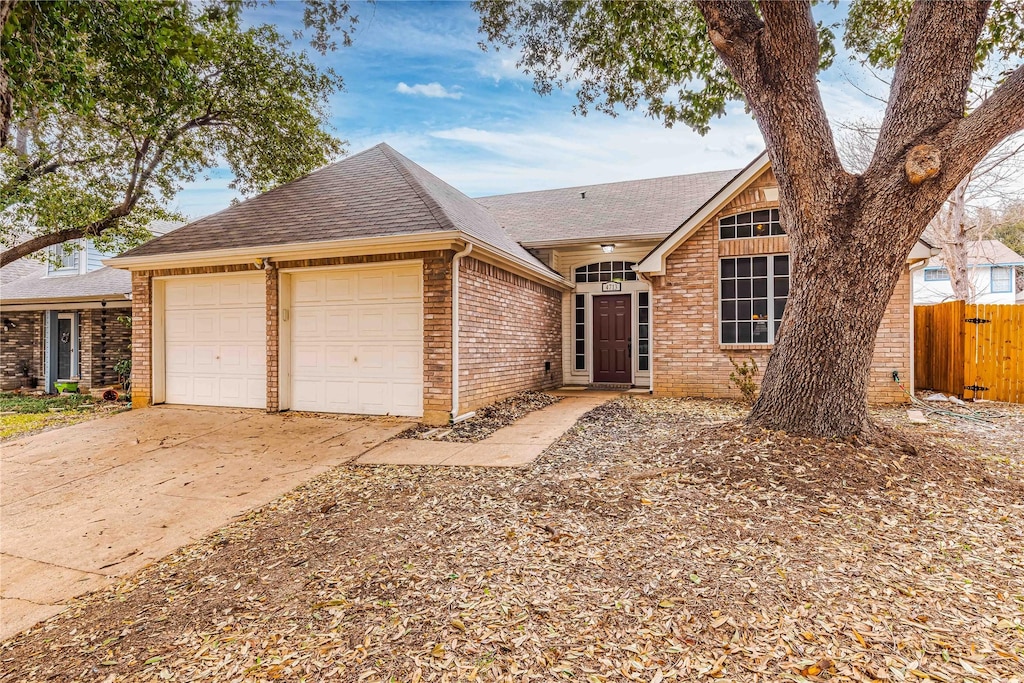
[928,239,1024,268]
[119,144,552,274]
[476,169,739,245]
[0,266,131,302]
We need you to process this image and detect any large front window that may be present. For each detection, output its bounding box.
[720,255,789,344]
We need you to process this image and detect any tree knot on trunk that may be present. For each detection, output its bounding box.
[905,144,942,185]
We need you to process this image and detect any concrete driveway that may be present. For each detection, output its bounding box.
[0,405,410,640]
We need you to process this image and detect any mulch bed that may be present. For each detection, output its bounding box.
[396,391,561,443]
[2,397,1022,682]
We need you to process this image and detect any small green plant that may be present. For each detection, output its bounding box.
[116,315,132,329]
[728,357,760,404]
[114,358,132,390]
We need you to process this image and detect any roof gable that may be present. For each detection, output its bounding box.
[116,144,554,278]
[636,152,771,274]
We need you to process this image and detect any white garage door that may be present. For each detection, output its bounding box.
[289,263,423,417]
[163,274,266,408]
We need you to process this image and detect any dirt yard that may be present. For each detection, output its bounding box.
[1,397,1021,682]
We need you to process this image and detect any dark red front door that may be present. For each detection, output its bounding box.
[593,295,631,383]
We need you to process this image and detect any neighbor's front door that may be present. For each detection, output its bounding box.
[593,294,631,383]
[56,314,75,380]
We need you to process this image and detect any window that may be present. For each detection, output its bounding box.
[574,261,637,283]
[991,266,1013,293]
[719,209,785,239]
[720,255,789,344]
[49,242,80,273]
[637,292,650,371]
[574,294,586,371]
[924,267,950,282]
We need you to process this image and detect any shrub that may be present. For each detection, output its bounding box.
[729,357,760,404]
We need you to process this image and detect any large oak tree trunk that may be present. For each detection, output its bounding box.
[695,0,1024,438]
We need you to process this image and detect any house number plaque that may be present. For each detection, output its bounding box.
[601,281,622,292]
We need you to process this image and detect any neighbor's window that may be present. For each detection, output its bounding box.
[720,255,789,344]
[719,209,785,239]
[637,292,650,371]
[574,261,637,283]
[991,266,1013,293]
[924,267,950,282]
[574,294,586,371]
[48,242,80,273]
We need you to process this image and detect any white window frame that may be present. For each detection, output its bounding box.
[990,266,1013,293]
[48,240,84,275]
[923,267,950,282]
[719,209,785,240]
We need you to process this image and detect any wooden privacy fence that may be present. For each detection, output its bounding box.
[914,301,1024,404]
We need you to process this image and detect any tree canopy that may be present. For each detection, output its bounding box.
[0,0,346,266]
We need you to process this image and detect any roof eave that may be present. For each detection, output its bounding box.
[636,151,771,275]
[518,234,669,249]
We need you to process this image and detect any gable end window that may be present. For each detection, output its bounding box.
[991,266,1012,293]
[719,209,785,240]
[721,254,789,344]
[48,242,81,274]
[923,267,950,282]
[574,261,637,283]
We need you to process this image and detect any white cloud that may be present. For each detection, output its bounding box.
[395,82,463,99]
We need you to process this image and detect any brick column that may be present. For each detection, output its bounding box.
[131,271,152,408]
[265,265,280,412]
[422,252,453,425]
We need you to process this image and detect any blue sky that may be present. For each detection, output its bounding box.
[174,1,892,219]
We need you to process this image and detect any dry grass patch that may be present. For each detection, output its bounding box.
[1,397,1022,682]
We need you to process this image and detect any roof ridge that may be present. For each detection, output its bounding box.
[376,144,457,233]
[477,167,742,200]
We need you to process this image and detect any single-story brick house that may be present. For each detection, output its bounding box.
[108,143,935,424]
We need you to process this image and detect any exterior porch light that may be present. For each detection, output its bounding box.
[601,244,615,253]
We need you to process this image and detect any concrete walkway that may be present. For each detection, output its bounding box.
[0,406,409,640]
[355,391,615,467]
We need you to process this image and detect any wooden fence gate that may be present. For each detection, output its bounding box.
[914,301,1024,404]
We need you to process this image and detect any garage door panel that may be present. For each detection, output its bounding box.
[293,276,322,304]
[325,273,355,301]
[393,271,421,299]
[163,274,265,409]
[392,305,422,336]
[325,310,355,336]
[289,264,422,417]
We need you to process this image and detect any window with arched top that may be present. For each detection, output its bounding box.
[719,209,785,239]
[574,261,637,283]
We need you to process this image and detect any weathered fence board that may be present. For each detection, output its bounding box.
[915,301,1023,404]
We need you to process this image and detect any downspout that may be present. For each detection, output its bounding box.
[451,243,474,423]
[636,271,655,394]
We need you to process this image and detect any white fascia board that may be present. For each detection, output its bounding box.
[104,231,466,270]
[907,240,940,262]
[0,298,132,311]
[637,151,771,275]
[519,234,669,249]
[460,237,570,289]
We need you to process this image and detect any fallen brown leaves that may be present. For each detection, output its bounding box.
[2,397,1022,682]
[397,391,561,443]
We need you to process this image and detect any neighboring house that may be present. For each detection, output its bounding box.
[913,240,1024,305]
[0,223,180,393]
[108,144,933,424]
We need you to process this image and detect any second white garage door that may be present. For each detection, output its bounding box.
[163,273,266,408]
[289,263,423,417]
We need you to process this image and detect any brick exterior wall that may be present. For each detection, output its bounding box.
[457,257,562,414]
[0,311,44,390]
[0,308,131,392]
[131,271,154,408]
[651,168,911,404]
[265,265,280,412]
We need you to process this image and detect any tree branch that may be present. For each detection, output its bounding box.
[873,0,990,170]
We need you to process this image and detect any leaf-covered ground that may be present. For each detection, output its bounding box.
[0,392,128,440]
[397,391,562,443]
[2,397,1022,682]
